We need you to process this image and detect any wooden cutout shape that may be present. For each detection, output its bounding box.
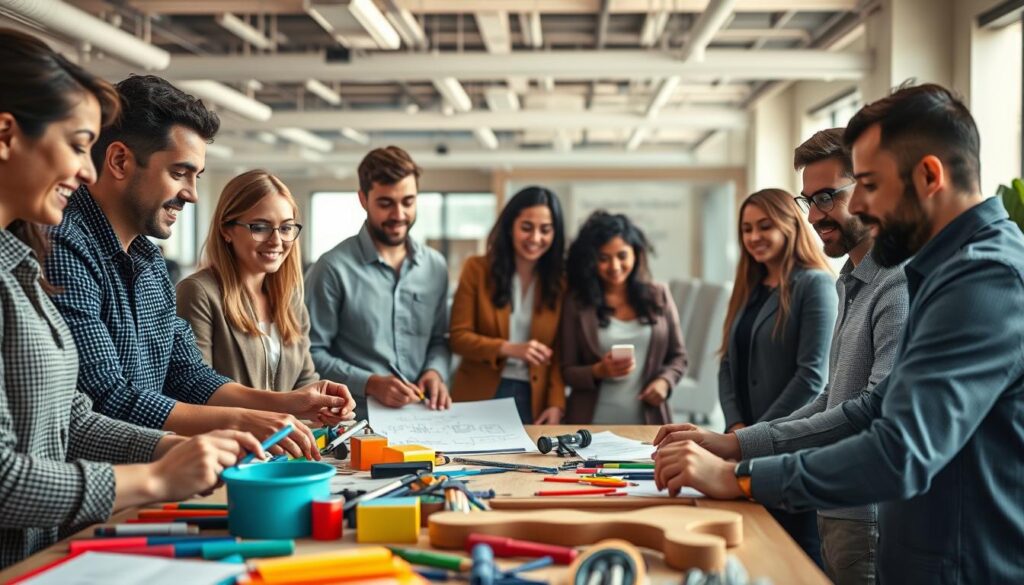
[428,505,742,572]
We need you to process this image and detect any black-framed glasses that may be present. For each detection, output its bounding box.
[793,182,856,214]
[225,221,303,242]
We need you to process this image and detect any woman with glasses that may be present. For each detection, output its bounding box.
[715,188,837,567]
[177,169,321,391]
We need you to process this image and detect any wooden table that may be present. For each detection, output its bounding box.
[0,425,829,584]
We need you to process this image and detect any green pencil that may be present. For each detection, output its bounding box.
[388,547,471,571]
[602,463,655,469]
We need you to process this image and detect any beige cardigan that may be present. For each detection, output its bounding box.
[176,268,319,391]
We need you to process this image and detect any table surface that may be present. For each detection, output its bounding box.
[0,425,830,584]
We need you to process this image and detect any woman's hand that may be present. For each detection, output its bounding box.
[592,351,636,379]
[500,340,553,366]
[638,378,670,406]
[534,406,564,425]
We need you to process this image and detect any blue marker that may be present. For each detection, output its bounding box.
[240,423,294,464]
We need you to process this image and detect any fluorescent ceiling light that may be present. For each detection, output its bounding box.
[382,0,427,50]
[474,127,499,150]
[433,77,472,113]
[518,12,543,49]
[626,127,648,151]
[640,11,670,48]
[305,79,343,106]
[647,76,681,117]
[215,13,274,50]
[255,131,278,145]
[485,88,520,112]
[340,127,370,145]
[299,148,325,162]
[540,77,555,92]
[475,11,511,54]
[307,0,400,50]
[277,127,333,153]
[553,129,573,152]
[205,143,234,159]
[177,80,272,122]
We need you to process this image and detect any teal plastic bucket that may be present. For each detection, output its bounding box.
[222,461,334,539]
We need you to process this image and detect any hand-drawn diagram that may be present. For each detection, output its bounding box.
[367,398,537,454]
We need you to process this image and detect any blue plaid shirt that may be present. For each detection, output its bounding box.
[45,187,230,429]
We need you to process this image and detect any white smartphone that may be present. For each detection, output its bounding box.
[611,344,635,361]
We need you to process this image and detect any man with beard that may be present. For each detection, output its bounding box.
[47,75,354,459]
[305,146,451,419]
[651,83,1024,584]
[654,128,909,585]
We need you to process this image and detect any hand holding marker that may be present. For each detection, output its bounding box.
[240,424,294,464]
[388,362,427,404]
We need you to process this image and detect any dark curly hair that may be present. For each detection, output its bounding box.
[566,210,663,327]
[92,74,220,174]
[486,186,565,310]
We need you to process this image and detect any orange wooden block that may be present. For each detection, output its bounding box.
[382,444,434,464]
[351,434,388,471]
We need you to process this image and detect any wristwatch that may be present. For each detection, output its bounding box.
[734,460,754,500]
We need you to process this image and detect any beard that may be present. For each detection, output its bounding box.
[864,185,932,268]
[368,215,416,247]
[814,215,872,258]
[124,173,182,240]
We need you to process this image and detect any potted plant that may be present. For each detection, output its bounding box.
[998,179,1024,233]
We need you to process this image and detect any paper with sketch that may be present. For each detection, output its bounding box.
[22,551,243,585]
[368,397,536,454]
[622,482,705,499]
[575,431,655,461]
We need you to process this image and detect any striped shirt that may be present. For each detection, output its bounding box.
[0,229,164,568]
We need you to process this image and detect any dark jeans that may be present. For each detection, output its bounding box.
[818,516,878,585]
[769,507,824,570]
[494,378,533,424]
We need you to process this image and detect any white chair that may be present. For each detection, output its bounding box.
[670,281,732,426]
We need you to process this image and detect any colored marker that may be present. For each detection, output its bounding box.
[342,473,424,512]
[466,534,578,565]
[201,539,295,560]
[240,423,294,464]
[101,539,228,558]
[534,488,618,496]
[160,503,228,510]
[320,419,369,456]
[125,516,228,529]
[95,523,197,537]
[581,460,655,467]
[591,463,654,469]
[388,547,471,571]
[138,509,228,519]
[71,536,236,555]
[435,468,509,478]
[388,362,426,402]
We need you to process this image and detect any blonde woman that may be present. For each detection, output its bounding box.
[177,170,319,392]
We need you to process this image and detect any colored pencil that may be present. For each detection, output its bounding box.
[240,423,293,464]
[534,488,618,496]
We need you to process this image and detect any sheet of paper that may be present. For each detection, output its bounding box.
[368,397,537,454]
[23,551,243,585]
[575,431,656,461]
[622,482,705,499]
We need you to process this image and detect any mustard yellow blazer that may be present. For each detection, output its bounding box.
[449,255,565,418]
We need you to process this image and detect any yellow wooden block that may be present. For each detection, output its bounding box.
[351,434,388,471]
[356,497,421,543]
[382,444,435,464]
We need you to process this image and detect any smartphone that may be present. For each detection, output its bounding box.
[611,344,635,361]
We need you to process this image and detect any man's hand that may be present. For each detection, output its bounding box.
[653,423,741,460]
[500,340,553,366]
[653,440,743,499]
[534,406,563,425]
[365,374,421,408]
[148,430,263,502]
[638,378,670,406]
[418,370,451,410]
[286,380,356,425]
[230,410,319,460]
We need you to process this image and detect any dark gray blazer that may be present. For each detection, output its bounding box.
[718,268,837,430]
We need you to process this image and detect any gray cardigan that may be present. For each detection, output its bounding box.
[718,268,837,430]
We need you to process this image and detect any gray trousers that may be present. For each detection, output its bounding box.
[817,516,878,585]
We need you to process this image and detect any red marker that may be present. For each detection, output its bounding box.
[534,488,618,496]
[137,509,228,519]
[466,534,578,565]
[70,536,234,554]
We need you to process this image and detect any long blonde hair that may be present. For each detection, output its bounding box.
[201,169,303,345]
[718,188,832,355]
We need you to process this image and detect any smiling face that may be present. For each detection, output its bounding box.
[741,203,786,266]
[0,92,101,226]
[511,204,555,264]
[801,158,872,258]
[122,124,206,240]
[849,124,932,268]
[223,193,297,279]
[360,174,417,247]
[596,236,636,289]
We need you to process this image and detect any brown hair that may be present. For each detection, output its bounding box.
[0,28,120,293]
[719,189,833,355]
[200,170,303,344]
[793,127,852,175]
[357,146,422,195]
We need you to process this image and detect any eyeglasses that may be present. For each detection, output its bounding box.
[225,221,303,242]
[793,182,856,214]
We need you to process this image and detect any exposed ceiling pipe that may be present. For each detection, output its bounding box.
[679,0,739,62]
[177,80,273,121]
[0,0,170,70]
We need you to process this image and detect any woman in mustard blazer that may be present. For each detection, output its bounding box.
[450,187,567,424]
[177,170,319,392]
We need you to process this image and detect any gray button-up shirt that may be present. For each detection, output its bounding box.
[735,252,909,521]
[305,223,450,417]
[748,197,1024,584]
